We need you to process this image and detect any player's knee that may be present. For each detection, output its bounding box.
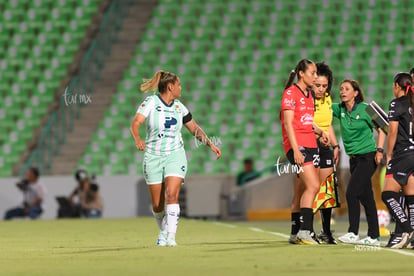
[165,192,179,203]
[152,203,164,213]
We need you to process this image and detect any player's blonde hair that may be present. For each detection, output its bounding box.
[140,70,177,94]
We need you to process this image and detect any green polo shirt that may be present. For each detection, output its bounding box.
[332,102,377,155]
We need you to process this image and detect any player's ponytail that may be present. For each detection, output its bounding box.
[394,72,414,133]
[284,70,296,90]
[140,70,177,94]
[284,59,314,90]
[141,70,163,93]
[406,84,414,134]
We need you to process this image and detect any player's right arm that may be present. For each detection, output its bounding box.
[131,96,154,151]
[283,110,304,166]
[130,114,146,151]
[386,99,399,163]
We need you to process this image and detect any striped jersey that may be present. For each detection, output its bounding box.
[137,95,191,155]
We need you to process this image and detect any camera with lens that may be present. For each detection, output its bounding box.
[16,179,30,191]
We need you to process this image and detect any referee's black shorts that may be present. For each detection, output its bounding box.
[317,139,334,169]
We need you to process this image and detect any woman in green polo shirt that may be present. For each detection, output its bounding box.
[333,79,385,246]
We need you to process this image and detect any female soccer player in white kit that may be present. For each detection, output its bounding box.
[130,70,221,246]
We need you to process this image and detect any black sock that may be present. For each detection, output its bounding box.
[405,195,414,230]
[300,208,313,231]
[291,212,300,235]
[394,192,406,233]
[382,191,411,233]
[320,208,332,235]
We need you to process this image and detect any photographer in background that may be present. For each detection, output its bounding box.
[67,169,103,218]
[79,175,103,218]
[4,167,46,220]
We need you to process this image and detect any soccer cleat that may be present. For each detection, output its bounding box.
[338,232,359,244]
[166,237,177,247]
[386,232,403,248]
[356,236,380,246]
[156,231,167,247]
[402,231,414,249]
[297,230,320,245]
[318,231,337,244]
[288,234,299,244]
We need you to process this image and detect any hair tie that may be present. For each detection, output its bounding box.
[406,84,411,95]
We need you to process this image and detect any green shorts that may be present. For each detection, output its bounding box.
[143,148,188,185]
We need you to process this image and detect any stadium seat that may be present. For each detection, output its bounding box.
[76,0,414,176]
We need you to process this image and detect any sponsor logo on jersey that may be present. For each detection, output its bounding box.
[300,98,305,104]
[156,105,162,112]
[300,113,314,124]
[164,117,177,129]
[283,98,295,108]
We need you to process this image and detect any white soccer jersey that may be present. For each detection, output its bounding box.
[137,95,190,155]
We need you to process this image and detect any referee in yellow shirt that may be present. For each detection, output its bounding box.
[313,62,340,244]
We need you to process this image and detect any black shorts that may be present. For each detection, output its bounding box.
[386,152,414,186]
[286,146,319,168]
[317,139,334,169]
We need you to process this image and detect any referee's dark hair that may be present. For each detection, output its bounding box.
[340,79,365,104]
[284,59,314,89]
[409,67,414,76]
[316,61,333,96]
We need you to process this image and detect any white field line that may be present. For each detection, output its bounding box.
[214,223,414,256]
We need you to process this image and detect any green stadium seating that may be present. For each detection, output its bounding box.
[0,0,100,176]
[77,0,414,176]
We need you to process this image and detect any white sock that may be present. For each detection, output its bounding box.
[166,204,180,239]
[152,210,166,232]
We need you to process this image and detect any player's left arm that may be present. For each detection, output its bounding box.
[184,119,221,159]
[328,125,340,165]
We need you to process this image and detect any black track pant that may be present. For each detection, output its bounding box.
[346,151,379,239]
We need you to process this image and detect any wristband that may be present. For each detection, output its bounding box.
[332,145,340,150]
[376,148,384,153]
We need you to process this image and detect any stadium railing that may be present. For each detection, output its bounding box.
[19,1,128,176]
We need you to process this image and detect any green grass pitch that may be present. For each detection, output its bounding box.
[0,218,413,275]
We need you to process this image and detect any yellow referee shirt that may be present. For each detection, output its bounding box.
[314,94,332,133]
